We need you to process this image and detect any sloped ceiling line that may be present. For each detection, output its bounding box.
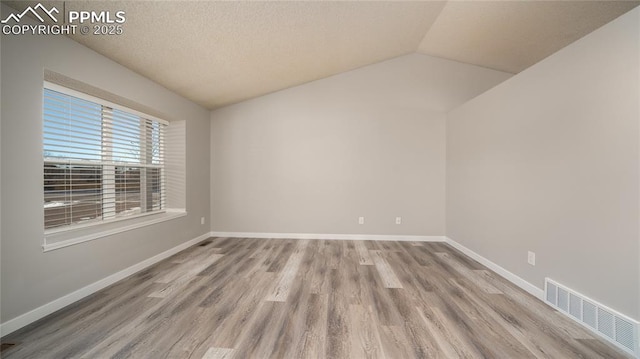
[2,0,638,109]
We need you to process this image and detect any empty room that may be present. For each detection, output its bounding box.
[1,0,639,358]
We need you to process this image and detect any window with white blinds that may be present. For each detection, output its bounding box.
[43,83,167,231]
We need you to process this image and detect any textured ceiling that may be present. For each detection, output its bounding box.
[417,1,640,74]
[3,1,639,109]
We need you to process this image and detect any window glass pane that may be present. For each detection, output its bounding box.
[148,168,162,210]
[151,122,163,165]
[111,108,144,163]
[115,166,141,217]
[43,89,102,161]
[44,164,103,229]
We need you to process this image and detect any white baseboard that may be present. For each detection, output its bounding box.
[210,231,445,242]
[444,236,544,300]
[0,232,211,337]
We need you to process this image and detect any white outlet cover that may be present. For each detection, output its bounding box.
[527,251,536,266]
[395,217,402,224]
[358,217,365,224]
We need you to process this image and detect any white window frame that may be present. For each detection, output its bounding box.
[43,82,185,251]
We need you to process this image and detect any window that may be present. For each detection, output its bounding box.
[43,83,167,231]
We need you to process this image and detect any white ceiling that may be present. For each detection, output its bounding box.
[4,1,639,109]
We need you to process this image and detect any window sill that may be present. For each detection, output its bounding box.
[43,209,187,252]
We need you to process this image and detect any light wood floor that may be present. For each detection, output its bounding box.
[1,238,631,358]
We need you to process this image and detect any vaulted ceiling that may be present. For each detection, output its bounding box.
[4,1,639,109]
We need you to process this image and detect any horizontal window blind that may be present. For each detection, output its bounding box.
[43,85,166,230]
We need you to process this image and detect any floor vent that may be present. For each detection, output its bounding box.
[545,278,639,358]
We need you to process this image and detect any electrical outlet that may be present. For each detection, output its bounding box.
[527,251,536,266]
[200,217,205,225]
[395,217,402,225]
[358,216,365,225]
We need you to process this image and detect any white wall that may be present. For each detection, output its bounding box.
[0,4,210,325]
[447,8,640,319]
[211,54,510,236]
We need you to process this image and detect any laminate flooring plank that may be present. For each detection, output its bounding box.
[4,296,164,359]
[326,268,350,358]
[413,256,528,358]
[154,248,219,284]
[404,248,516,357]
[201,347,235,359]
[398,241,433,266]
[3,266,168,359]
[160,307,219,359]
[3,290,111,348]
[149,253,224,298]
[377,325,415,359]
[266,241,295,272]
[270,243,328,359]
[327,239,343,270]
[360,265,403,326]
[376,241,395,251]
[198,243,259,281]
[437,244,485,270]
[379,240,405,252]
[246,236,274,259]
[363,240,378,250]
[294,293,329,359]
[391,251,435,293]
[207,272,277,349]
[442,278,537,358]
[478,269,596,340]
[576,338,633,359]
[182,275,271,358]
[390,287,443,358]
[416,304,483,359]
[422,242,452,254]
[241,240,280,278]
[169,240,212,263]
[209,237,234,250]
[231,301,288,359]
[198,240,263,284]
[266,239,309,302]
[384,250,429,295]
[79,276,211,359]
[198,256,258,308]
[431,294,502,357]
[354,240,374,265]
[440,268,590,358]
[457,277,615,358]
[452,278,574,359]
[433,289,528,358]
[342,242,366,305]
[370,250,403,289]
[434,252,502,294]
[259,239,290,271]
[56,297,165,358]
[348,304,385,359]
[213,238,248,255]
[114,281,216,359]
[309,240,331,295]
[269,248,316,359]
[162,265,267,357]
